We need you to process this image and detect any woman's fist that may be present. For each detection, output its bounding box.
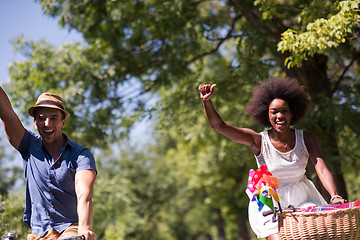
[198,84,216,100]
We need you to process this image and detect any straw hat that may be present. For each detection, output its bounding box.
[28,92,70,118]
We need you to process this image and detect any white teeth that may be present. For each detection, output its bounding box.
[45,130,53,133]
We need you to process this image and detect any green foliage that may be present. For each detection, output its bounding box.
[0,191,29,239]
[0,137,23,197]
[7,35,153,147]
[2,0,360,239]
[37,0,226,82]
[91,139,218,240]
[277,1,360,67]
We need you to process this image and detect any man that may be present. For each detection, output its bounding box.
[0,87,96,240]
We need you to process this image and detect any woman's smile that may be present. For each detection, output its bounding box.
[268,98,293,132]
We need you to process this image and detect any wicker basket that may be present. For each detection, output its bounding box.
[278,206,360,240]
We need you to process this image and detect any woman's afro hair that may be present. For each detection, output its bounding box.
[244,77,310,127]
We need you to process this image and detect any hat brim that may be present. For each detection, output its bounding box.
[28,105,70,118]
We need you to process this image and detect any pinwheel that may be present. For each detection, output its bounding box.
[246,165,281,212]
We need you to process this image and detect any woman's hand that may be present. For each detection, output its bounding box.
[330,195,347,204]
[198,84,216,101]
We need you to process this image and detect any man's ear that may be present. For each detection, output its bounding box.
[33,120,38,130]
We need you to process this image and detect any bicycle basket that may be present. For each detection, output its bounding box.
[278,205,360,239]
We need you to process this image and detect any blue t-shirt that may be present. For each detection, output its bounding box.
[18,129,97,237]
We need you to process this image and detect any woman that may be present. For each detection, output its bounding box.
[198,77,346,240]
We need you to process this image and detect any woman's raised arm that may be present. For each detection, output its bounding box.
[198,84,261,155]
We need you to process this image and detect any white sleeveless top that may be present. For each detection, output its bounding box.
[248,129,327,238]
[255,129,327,208]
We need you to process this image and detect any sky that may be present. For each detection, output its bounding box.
[0,0,151,157]
[0,0,83,84]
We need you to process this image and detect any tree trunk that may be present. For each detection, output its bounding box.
[237,216,250,240]
[214,208,226,240]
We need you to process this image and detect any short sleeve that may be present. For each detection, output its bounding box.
[76,149,97,174]
[18,129,39,161]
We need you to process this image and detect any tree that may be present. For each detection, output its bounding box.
[4,0,360,239]
[92,137,219,240]
[0,191,29,239]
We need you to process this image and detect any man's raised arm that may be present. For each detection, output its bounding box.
[0,87,25,150]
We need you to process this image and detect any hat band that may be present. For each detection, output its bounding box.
[36,100,65,110]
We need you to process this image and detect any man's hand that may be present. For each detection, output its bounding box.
[198,84,216,101]
[79,230,96,240]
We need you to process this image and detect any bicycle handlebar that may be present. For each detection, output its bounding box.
[1,232,85,240]
[1,233,18,240]
[58,236,85,240]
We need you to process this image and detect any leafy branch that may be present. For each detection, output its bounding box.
[278,1,360,68]
[185,15,242,64]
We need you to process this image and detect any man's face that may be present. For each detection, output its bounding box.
[34,108,66,145]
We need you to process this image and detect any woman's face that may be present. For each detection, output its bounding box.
[268,98,293,132]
